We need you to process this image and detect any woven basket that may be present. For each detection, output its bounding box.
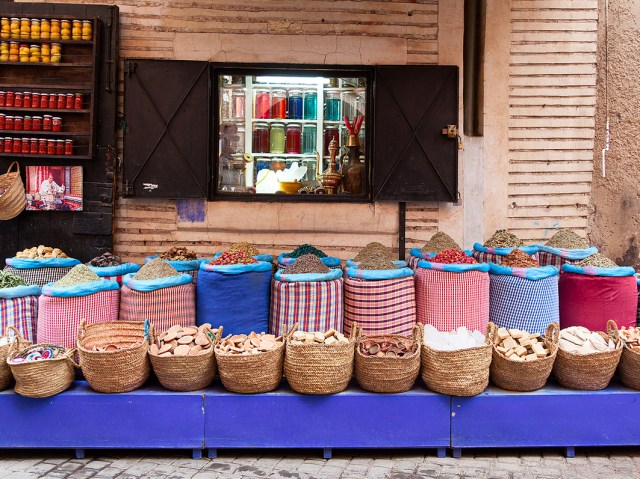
[7,327,77,398]
[0,326,31,391]
[77,320,152,393]
[553,320,623,391]
[284,323,358,395]
[619,340,640,390]
[215,333,285,394]
[355,323,422,393]
[421,322,495,396]
[0,161,26,221]
[490,322,559,392]
[150,325,222,392]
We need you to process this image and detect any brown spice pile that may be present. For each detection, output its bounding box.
[285,254,330,274]
[501,249,539,268]
[484,230,524,248]
[136,258,179,280]
[354,242,393,262]
[421,232,461,253]
[545,229,589,249]
[229,242,260,256]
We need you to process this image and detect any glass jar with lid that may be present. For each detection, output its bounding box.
[232,89,245,120]
[252,122,269,153]
[254,88,271,119]
[269,122,285,154]
[271,89,287,119]
[303,90,317,120]
[285,123,302,154]
[287,89,303,119]
[324,91,341,121]
[302,125,317,154]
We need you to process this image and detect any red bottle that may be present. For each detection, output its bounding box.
[14,92,23,108]
[64,139,73,156]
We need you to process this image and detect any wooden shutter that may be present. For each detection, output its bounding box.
[123,60,209,198]
[373,66,459,202]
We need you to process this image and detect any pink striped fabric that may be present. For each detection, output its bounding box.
[1,295,38,342]
[415,268,489,332]
[119,284,196,333]
[269,278,343,336]
[407,256,420,271]
[343,275,416,337]
[37,290,120,348]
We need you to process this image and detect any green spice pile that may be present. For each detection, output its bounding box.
[545,229,589,249]
[229,242,260,256]
[136,258,179,280]
[574,253,618,268]
[501,249,539,268]
[210,251,257,265]
[359,254,396,270]
[88,252,123,267]
[484,229,524,248]
[354,242,393,262]
[285,254,330,274]
[432,249,476,264]
[55,264,100,287]
[0,271,27,289]
[421,232,461,253]
[283,244,327,259]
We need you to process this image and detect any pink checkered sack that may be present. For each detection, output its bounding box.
[269,278,343,336]
[119,284,196,333]
[344,275,416,337]
[415,268,490,332]
[37,290,120,348]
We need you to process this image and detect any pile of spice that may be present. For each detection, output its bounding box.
[0,271,27,289]
[8,345,67,364]
[501,249,539,268]
[54,264,100,287]
[283,244,327,258]
[432,249,476,264]
[229,242,260,256]
[359,254,397,270]
[151,324,218,357]
[359,336,417,358]
[210,251,257,265]
[354,242,393,262]
[421,232,461,253]
[574,253,617,268]
[216,332,281,355]
[284,254,330,274]
[135,258,179,280]
[545,229,589,249]
[495,328,551,362]
[290,329,349,346]
[484,230,524,248]
[16,245,68,259]
[88,252,123,267]
[159,246,197,261]
[423,325,485,351]
[619,327,640,351]
[559,326,619,354]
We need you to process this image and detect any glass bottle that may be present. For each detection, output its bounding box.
[324,91,341,122]
[323,127,339,156]
[287,89,303,119]
[232,89,245,120]
[271,89,287,119]
[269,122,285,154]
[302,125,317,154]
[303,90,317,120]
[252,122,269,153]
[341,91,356,120]
[254,88,270,119]
[285,123,302,154]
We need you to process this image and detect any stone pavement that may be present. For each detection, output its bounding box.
[0,448,638,479]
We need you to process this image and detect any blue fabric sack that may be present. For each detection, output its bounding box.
[42,279,119,298]
[0,284,41,300]
[417,260,490,273]
[5,257,81,269]
[562,264,636,277]
[274,268,343,283]
[345,259,408,268]
[489,263,559,281]
[196,267,272,335]
[536,245,598,260]
[277,254,341,268]
[213,252,274,263]
[201,261,272,275]
[88,263,140,278]
[145,256,201,272]
[123,273,192,292]
[345,266,413,280]
[472,244,539,256]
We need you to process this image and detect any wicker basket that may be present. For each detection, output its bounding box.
[77,320,152,393]
[150,325,222,392]
[619,340,640,390]
[0,326,31,391]
[421,322,495,396]
[284,323,358,395]
[7,327,77,398]
[355,323,421,393]
[553,320,623,391]
[215,333,285,394]
[0,161,26,221]
[490,322,559,392]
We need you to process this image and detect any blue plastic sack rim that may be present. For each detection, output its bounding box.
[489,263,559,280]
[200,261,272,275]
[5,256,81,269]
[472,243,539,255]
[274,268,343,282]
[42,279,119,297]
[0,284,41,299]
[345,266,414,280]
[123,272,193,292]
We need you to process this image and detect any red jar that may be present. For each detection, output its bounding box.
[66,93,74,109]
[285,123,302,154]
[30,138,38,154]
[39,93,48,108]
[14,92,23,108]
[23,92,31,108]
[23,116,32,131]
[5,116,14,130]
[38,138,47,154]
[12,138,21,153]
[31,92,40,108]
[32,116,42,131]
[4,138,11,152]
[6,91,15,107]
[52,117,62,132]
[0,91,5,107]
[13,116,23,131]
[48,93,57,109]
[47,139,56,155]
[64,139,73,156]
[0,138,4,153]
[0,114,5,130]
[74,93,83,110]
[43,115,52,131]
[55,139,64,155]
[57,94,65,109]
[21,138,29,153]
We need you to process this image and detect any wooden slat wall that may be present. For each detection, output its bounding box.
[507,0,598,242]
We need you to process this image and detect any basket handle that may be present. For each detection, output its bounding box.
[78,319,87,341]
[349,322,359,342]
[485,322,497,345]
[65,347,80,368]
[6,161,20,175]
[286,322,298,341]
[545,322,560,345]
[212,325,223,346]
[412,322,424,345]
[606,319,620,344]
[6,325,26,357]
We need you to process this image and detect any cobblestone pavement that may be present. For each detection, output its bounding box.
[0,448,638,478]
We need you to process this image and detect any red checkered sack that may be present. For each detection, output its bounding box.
[119,283,196,332]
[269,278,343,336]
[37,290,120,348]
[343,275,416,337]
[1,295,38,343]
[415,268,489,332]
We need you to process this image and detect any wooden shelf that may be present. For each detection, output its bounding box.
[1,38,93,45]
[0,107,90,114]
[0,130,90,137]
[0,152,90,159]
[0,62,94,68]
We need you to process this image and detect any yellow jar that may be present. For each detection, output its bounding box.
[10,18,20,39]
[1,17,9,39]
[41,54,50,63]
[81,20,92,40]
[30,19,40,39]
[0,17,8,28]
[0,54,7,62]
[51,53,61,64]
[19,43,29,55]
[60,19,71,40]
[29,54,40,63]
[71,20,81,40]
[50,43,61,55]
[0,41,8,54]
[41,43,50,56]
[40,19,50,39]
[20,18,30,39]
[50,19,60,39]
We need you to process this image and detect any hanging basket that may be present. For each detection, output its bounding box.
[0,161,26,221]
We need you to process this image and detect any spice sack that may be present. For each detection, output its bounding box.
[4,256,81,287]
[0,284,40,343]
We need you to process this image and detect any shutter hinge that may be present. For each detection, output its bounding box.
[124,61,137,78]
[123,180,135,196]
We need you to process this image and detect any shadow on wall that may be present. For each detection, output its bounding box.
[618,235,639,270]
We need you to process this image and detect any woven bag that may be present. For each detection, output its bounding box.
[553,320,623,390]
[421,322,495,396]
[214,333,285,394]
[0,326,30,391]
[77,320,152,393]
[616,327,640,390]
[284,323,358,395]
[7,327,76,398]
[0,161,25,221]
[3,265,73,288]
[490,322,559,392]
[355,323,421,393]
[119,284,196,332]
[150,325,222,392]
